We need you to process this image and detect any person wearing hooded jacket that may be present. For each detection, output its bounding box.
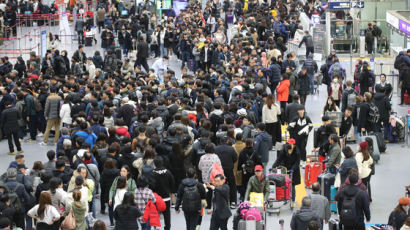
[388,197,410,230]
[373,85,391,137]
[290,196,321,230]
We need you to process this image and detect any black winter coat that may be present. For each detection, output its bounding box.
[114,205,142,230]
[215,144,238,171]
[152,167,175,199]
[358,102,371,131]
[175,178,206,212]
[100,168,120,203]
[1,107,20,134]
[373,93,391,123]
[212,184,232,220]
[273,145,301,185]
[297,72,310,95]
[336,184,371,225]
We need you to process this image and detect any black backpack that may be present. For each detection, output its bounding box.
[367,103,380,124]
[3,183,22,211]
[182,184,201,212]
[340,190,360,226]
[244,152,256,174]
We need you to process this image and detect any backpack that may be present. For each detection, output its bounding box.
[244,152,256,174]
[3,183,22,211]
[367,103,380,124]
[87,108,102,121]
[347,90,357,107]
[141,159,155,180]
[182,183,201,212]
[331,63,343,78]
[340,190,360,226]
[249,128,258,138]
[365,29,373,42]
[209,162,224,185]
[34,98,42,112]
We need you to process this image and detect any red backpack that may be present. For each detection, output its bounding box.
[209,162,224,185]
[153,193,166,212]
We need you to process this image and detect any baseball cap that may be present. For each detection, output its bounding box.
[254,165,263,172]
[288,138,296,145]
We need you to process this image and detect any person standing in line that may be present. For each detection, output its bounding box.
[290,196,321,230]
[297,66,311,105]
[310,182,331,229]
[262,94,282,149]
[355,141,373,203]
[253,123,273,174]
[22,88,38,141]
[40,87,62,146]
[388,197,410,230]
[206,174,232,230]
[1,101,23,155]
[135,37,150,73]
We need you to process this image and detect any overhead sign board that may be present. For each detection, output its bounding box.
[399,20,410,36]
[329,1,364,10]
[351,1,364,8]
[311,15,320,24]
[386,12,400,30]
[329,2,350,10]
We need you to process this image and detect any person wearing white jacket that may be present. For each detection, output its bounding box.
[262,95,282,148]
[59,97,72,127]
[355,141,374,202]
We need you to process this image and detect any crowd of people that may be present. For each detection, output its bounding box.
[0,0,409,229]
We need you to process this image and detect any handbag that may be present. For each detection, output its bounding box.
[61,210,76,230]
[249,192,264,207]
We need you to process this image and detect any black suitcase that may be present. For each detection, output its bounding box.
[318,173,335,200]
[329,219,339,230]
[85,37,93,47]
[115,48,122,60]
[313,128,319,148]
[373,132,386,152]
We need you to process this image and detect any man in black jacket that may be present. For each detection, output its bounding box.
[214,136,238,208]
[290,196,320,230]
[152,156,175,230]
[175,168,206,230]
[299,31,315,58]
[373,86,391,138]
[358,92,374,133]
[336,173,371,229]
[269,57,281,93]
[135,36,149,72]
[285,95,302,124]
[206,174,232,230]
[340,107,354,138]
[1,101,22,155]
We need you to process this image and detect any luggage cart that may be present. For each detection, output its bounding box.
[266,166,293,216]
[237,207,267,230]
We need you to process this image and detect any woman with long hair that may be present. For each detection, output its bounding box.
[28,192,60,230]
[388,197,410,230]
[114,192,142,229]
[262,94,281,148]
[323,96,340,115]
[108,165,136,226]
[92,220,108,230]
[64,190,87,230]
[60,96,73,128]
[100,158,119,215]
[355,141,374,202]
[47,177,68,211]
[112,176,128,211]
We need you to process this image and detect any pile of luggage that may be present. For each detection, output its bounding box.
[233,202,265,230]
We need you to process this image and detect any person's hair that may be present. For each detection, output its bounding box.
[404,217,410,227]
[186,167,196,178]
[343,146,354,158]
[49,177,63,194]
[143,148,156,159]
[32,161,44,171]
[116,176,127,189]
[15,155,24,161]
[346,80,353,87]
[293,94,300,102]
[153,156,164,168]
[364,92,372,102]
[349,173,359,184]
[394,203,407,213]
[75,175,84,186]
[47,150,56,161]
[0,216,10,229]
[136,175,149,188]
[302,196,312,207]
[235,133,243,141]
[215,174,225,180]
[121,192,136,210]
[38,192,52,219]
[121,165,132,179]
[257,123,265,131]
[73,189,83,208]
[360,145,371,161]
[0,194,9,203]
[92,220,108,230]
[311,182,320,192]
[245,138,253,147]
[307,220,320,230]
[205,143,214,153]
[104,158,116,169]
[329,134,339,143]
[56,160,65,169]
[266,94,274,109]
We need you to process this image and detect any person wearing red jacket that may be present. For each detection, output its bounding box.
[277,74,291,113]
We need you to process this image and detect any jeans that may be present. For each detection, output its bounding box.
[28,114,38,140]
[25,214,33,230]
[291,183,296,202]
[140,222,151,230]
[38,112,46,133]
[181,51,190,68]
[210,215,229,230]
[43,118,61,144]
[160,44,166,58]
[6,130,22,153]
[225,169,237,205]
[108,203,114,225]
[308,74,315,94]
[184,211,200,230]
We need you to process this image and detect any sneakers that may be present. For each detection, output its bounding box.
[26,138,36,142]
[7,152,15,155]
[17,150,24,154]
[37,133,44,137]
[39,142,48,146]
[230,203,237,209]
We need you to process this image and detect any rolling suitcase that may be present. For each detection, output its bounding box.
[329,219,339,230]
[373,132,386,153]
[404,92,410,104]
[325,111,343,127]
[304,162,323,187]
[359,135,380,163]
[330,185,337,213]
[276,174,292,201]
[85,36,93,46]
[318,173,335,200]
[346,126,356,143]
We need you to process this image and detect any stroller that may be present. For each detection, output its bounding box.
[266,166,293,216]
